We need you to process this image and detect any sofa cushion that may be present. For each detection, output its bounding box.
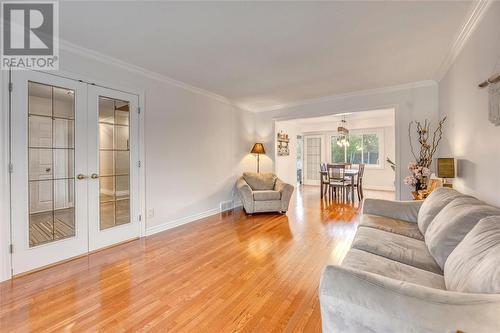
[444,216,500,293]
[359,214,424,241]
[342,249,445,289]
[417,187,469,234]
[426,197,500,270]
[253,190,281,201]
[352,227,442,274]
[243,172,277,190]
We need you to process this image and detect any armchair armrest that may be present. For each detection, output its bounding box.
[237,177,254,213]
[320,265,500,333]
[275,178,294,212]
[362,198,423,223]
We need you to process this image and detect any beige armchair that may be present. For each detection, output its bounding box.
[237,172,294,214]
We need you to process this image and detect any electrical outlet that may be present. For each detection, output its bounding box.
[147,208,155,219]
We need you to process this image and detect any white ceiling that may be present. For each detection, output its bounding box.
[59,1,472,111]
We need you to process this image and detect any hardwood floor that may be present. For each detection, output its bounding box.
[0,187,391,332]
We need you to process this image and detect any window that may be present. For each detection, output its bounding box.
[330,131,382,166]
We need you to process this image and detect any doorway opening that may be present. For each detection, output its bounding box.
[274,108,397,200]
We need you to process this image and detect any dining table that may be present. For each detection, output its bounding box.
[320,169,359,202]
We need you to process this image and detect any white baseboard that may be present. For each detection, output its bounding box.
[363,185,395,192]
[146,207,219,236]
[145,201,243,236]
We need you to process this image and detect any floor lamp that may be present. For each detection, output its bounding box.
[251,143,265,173]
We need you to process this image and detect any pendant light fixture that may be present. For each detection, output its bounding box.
[337,115,350,147]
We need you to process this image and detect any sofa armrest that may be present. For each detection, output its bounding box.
[319,265,500,333]
[275,178,294,212]
[237,177,254,213]
[362,198,423,223]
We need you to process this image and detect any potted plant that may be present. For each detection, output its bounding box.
[405,117,446,199]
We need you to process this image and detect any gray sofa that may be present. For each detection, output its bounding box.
[237,172,294,214]
[319,187,500,333]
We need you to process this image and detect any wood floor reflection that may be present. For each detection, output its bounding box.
[1,186,392,332]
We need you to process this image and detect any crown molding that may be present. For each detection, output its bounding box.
[59,39,235,106]
[251,80,437,113]
[435,0,493,81]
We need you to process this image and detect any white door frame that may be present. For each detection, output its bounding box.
[1,68,146,280]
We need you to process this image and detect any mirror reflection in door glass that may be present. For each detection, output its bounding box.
[28,82,76,247]
[98,97,130,230]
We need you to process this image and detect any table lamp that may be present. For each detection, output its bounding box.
[251,143,265,173]
[437,158,455,188]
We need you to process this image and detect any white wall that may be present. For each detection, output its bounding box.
[298,115,395,191]
[439,2,500,206]
[58,47,256,228]
[254,82,439,200]
[0,47,256,281]
[274,122,300,185]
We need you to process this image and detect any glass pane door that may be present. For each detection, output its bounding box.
[303,136,322,185]
[304,135,323,185]
[11,71,88,275]
[28,82,76,246]
[98,97,130,230]
[88,86,140,251]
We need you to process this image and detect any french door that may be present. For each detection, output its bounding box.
[87,85,140,251]
[303,135,323,185]
[11,70,140,275]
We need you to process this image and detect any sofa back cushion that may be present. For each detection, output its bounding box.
[426,197,500,269]
[243,172,277,190]
[444,216,500,293]
[417,187,468,234]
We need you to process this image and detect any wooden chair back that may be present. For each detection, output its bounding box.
[357,164,365,184]
[327,164,345,181]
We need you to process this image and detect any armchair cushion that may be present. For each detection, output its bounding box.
[445,216,500,293]
[236,174,293,213]
[253,190,281,201]
[243,172,276,190]
[425,197,500,270]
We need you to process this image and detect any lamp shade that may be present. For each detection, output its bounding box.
[251,143,266,154]
[437,158,455,178]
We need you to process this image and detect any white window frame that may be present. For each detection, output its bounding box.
[327,128,385,169]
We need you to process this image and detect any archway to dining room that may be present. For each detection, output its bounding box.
[274,108,397,204]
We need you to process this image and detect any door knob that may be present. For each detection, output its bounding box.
[91,173,99,179]
[77,174,87,180]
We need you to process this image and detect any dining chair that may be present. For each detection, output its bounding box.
[320,163,329,197]
[327,164,348,200]
[352,164,365,201]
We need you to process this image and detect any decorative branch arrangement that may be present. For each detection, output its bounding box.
[405,117,446,195]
